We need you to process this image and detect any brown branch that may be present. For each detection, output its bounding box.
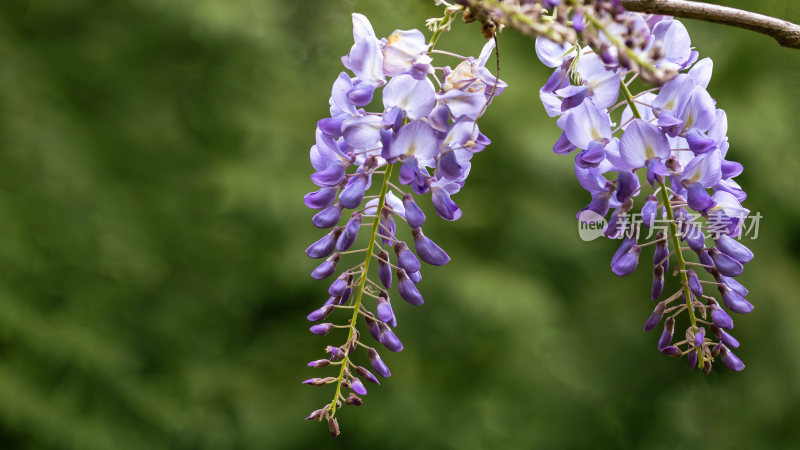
[622,0,800,50]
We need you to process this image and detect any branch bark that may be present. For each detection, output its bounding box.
[621,0,800,50]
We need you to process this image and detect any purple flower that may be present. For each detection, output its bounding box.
[643,301,665,331]
[412,228,450,266]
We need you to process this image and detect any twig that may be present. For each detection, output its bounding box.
[622,0,800,50]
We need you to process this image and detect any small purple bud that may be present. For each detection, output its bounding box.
[641,195,658,227]
[311,254,339,280]
[308,359,331,368]
[311,164,346,187]
[711,325,740,349]
[394,242,421,274]
[643,301,665,331]
[339,173,369,209]
[397,269,424,305]
[687,269,703,298]
[379,212,396,245]
[660,345,682,357]
[409,271,422,283]
[612,245,641,276]
[355,365,380,384]
[336,213,362,251]
[379,323,404,352]
[376,292,394,324]
[306,227,342,259]
[313,204,343,228]
[365,315,381,341]
[326,345,345,359]
[339,285,352,304]
[694,327,706,348]
[307,304,335,322]
[572,9,585,32]
[721,289,754,314]
[685,225,706,252]
[653,234,669,269]
[368,348,392,377]
[309,323,335,335]
[328,273,348,297]
[349,377,368,395]
[412,228,450,266]
[697,249,714,272]
[328,416,340,438]
[718,274,748,297]
[658,317,675,350]
[709,248,743,277]
[651,265,664,301]
[719,345,745,371]
[687,350,698,369]
[378,250,392,288]
[302,376,335,386]
[344,393,363,406]
[305,408,325,420]
[304,187,338,210]
[402,194,426,228]
[715,235,754,264]
[710,304,734,329]
[611,233,636,267]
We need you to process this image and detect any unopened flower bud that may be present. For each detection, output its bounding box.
[328,416,340,437]
[643,301,665,332]
[356,365,380,384]
[312,204,343,228]
[394,241,421,273]
[344,393,363,406]
[308,359,331,368]
[306,227,343,259]
[397,269,424,305]
[402,194,426,228]
[378,250,392,288]
[715,234,753,264]
[368,348,392,378]
[658,317,675,350]
[336,213,362,251]
[307,304,335,322]
[708,247,743,277]
[612,245,641,276]
[310,323,335,335]
[311,254,340,280]
[339,173,369,209]
[412,228,450,266]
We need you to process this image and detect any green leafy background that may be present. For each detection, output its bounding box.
[0,0,798,448]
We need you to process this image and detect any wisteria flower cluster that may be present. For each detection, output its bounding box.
[302,11,504,436]
[535,6,752,373]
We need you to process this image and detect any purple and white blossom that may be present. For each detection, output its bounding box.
[535,5,753,373]
[303,11,505,435]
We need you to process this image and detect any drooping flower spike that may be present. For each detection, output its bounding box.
[303,10,504,436]
[533,3,753,373]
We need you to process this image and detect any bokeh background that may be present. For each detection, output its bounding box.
[1,0,799,448]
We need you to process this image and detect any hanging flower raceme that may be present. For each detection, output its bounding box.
[303,11,504,436]
[536,4,752,373]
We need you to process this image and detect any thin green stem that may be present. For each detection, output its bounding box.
[620,81,703,369]
[327,165,393,417]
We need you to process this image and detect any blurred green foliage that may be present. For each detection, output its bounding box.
[0,0,799,448]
